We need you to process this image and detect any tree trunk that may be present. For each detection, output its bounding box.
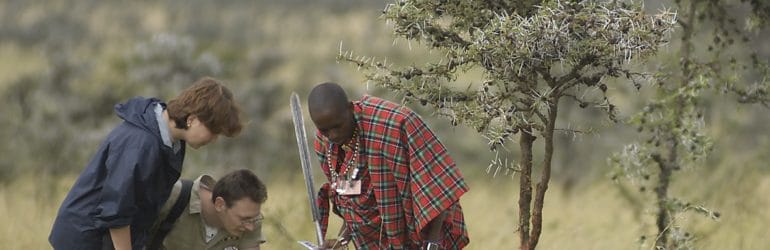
[652,0,694,247]
[529,98,559,249]
[518,126,535,250]
[655,156,673,248]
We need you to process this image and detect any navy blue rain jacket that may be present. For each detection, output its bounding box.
[49,97,186,250]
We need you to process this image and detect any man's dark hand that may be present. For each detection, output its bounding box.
[319,238,350,250]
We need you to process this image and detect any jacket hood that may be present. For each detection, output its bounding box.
[114,96,163,137]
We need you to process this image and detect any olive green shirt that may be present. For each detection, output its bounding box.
[156,175,266,250]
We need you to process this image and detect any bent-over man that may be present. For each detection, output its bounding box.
[308,82,470,250]
[149,169,267,250]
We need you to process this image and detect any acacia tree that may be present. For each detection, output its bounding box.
[340,0,675,248]
[610,0,769,249]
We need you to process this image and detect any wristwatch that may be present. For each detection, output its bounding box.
[425,241,440,250]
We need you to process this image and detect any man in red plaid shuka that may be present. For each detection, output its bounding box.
[307,82,469,250]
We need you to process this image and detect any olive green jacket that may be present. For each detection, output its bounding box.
[153,175,266,250]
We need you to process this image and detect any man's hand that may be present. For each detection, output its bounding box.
[318,222,351,249]
[319,238,350,250]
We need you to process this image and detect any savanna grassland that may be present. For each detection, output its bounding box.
[1,0,769,249]
[4,161,770,250]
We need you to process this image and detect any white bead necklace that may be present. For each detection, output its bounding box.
[326,128,360,183]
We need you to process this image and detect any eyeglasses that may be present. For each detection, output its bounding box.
[238,213,264,226]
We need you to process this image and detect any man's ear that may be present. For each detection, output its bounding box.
[214,196,227,212]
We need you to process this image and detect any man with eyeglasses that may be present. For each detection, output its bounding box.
[148,169,268,250]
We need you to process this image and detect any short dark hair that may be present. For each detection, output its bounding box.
[211,169,267,207]
[167,77,243,137]
[308,82,350,116]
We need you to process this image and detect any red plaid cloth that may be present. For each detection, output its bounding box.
[315,95,469,249]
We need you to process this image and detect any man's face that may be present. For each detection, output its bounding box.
[216,198,263,237]
[185,116,219,149]
[310,104,355,145]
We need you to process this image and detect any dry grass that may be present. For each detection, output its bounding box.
[4,169,769,250]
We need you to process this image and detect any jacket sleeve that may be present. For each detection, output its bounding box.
[93,146,154,229]
[148,180,183,235]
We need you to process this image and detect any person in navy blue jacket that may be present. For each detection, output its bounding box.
[49,77,244,250]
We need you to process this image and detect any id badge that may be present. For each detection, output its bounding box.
[335,180,361,196]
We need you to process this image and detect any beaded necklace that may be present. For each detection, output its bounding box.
[326,128,360,183]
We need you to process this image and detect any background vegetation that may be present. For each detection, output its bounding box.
[0,0,767,249]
